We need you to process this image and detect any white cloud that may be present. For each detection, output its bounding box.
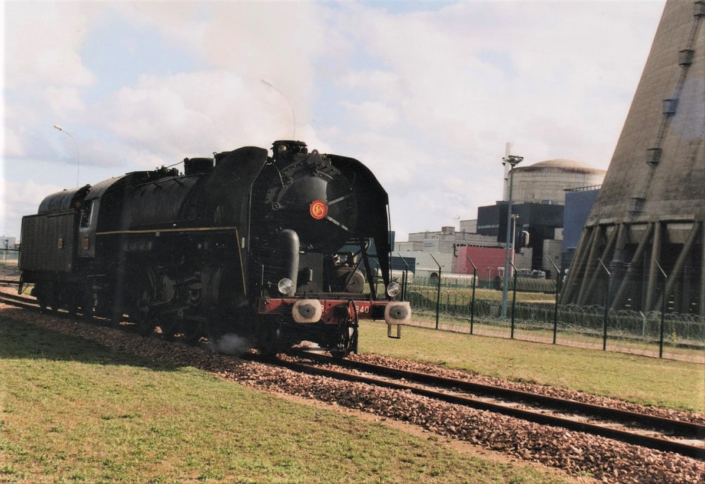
[113,1,343,124]
[332,1,663,170]
[340,71,402,101]
[96,70,322,162]
[340,101,399,130]
[5,2,97,89]
[2,130,25,158]
[44,87,86,114]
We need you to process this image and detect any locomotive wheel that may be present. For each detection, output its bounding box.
[110,309,124,329]
[82,292,94,320]
[132,268,157,336]
[37,293,48,312]
[206,314,225,344]
[47,293,59,314]
[158,318,178,339]
[68,302,79,318]
[40,283,59,314]
[256,319,282,357]
[135,315,155,336]
[183,321,203,345]
[330,326,357,360]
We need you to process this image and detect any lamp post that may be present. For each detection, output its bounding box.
[511,214,520,268]
[54,124,80,188]
[261,79,296,140]
[501,154,523,319]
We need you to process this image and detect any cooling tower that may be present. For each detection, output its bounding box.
[561,0,705,315]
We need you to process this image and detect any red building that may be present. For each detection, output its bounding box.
[453,246,513,285]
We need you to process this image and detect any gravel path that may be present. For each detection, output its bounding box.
[1,305,703,483]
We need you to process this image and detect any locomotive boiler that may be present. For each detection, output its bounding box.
[19,140,411,356]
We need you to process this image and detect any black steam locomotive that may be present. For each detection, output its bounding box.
[19,141,410,356]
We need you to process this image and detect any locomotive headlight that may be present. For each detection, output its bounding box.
[386,282,401,298]
[277,278,294,296]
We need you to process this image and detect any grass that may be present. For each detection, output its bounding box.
[359,321,705,413]
[0,316,571,483]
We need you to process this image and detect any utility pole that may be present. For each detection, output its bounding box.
[501,152,523,319]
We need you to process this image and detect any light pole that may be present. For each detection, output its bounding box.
[487,267,493,288]
[511,214,520,268]
[261,79,296,140]
[54,124,80,188]
[501,154,523,318]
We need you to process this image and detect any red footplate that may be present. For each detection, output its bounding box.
[258,298,387,323]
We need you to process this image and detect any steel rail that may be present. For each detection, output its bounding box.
[0,292,36,303]
[306,353,705,439]
[0,292,39,310]
[0,292,133,324]
[281,354,704,460]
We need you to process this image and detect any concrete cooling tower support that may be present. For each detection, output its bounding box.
[561,0,705,316]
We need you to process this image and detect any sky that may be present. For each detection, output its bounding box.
[1,0,666,241]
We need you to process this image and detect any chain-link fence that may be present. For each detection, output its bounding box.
[405,284,705,363]
[413,275,557,293]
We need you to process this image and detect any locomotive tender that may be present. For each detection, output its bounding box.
[19,140,411,356]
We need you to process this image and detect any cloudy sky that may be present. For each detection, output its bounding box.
[2,0,665,240]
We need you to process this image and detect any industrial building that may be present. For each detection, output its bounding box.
[453,245,509,286]
[395,158,605,280]
[562,186,602,269]
[505,159,605,205]
[562,0,705,316]
[400,226,498,253]
[476,158,605,277]
[0,236,17,249]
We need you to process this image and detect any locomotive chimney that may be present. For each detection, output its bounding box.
[272,140,307,163]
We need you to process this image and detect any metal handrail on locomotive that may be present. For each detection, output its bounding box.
[18,140,411,357]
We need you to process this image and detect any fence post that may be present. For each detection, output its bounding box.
[597,258,611,351]
[655,261,668,358]
[466,257,478,335]
[549,259,561,344]
[396,252,410,302]
[507,258,518,339]
[429,254,442,330]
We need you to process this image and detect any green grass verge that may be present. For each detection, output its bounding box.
[0,316,569,483]
[359,322,705,413]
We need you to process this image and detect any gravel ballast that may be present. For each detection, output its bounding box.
[1,304,703,483]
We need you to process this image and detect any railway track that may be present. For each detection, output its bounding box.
[0,290,40,310]
[2,289,703,460]
[276,352,705,460]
